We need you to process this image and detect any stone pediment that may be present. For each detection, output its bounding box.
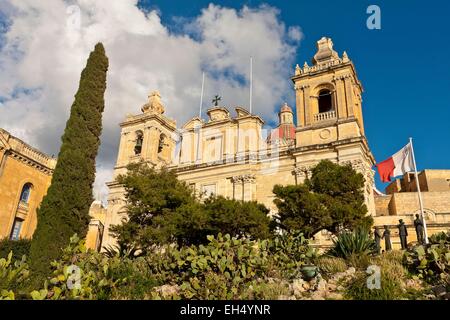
[182,117,204,130]
[206,107,230,123]
[235,107,250,118]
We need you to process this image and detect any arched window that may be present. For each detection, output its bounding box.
[10,218,23,241]
[134,131,143,155]
[20,183,32,203]
[318,89,333,113]
[158,134,166,154]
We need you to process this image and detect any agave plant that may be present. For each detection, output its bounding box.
[103,242,141,259]
[328,228,377,259]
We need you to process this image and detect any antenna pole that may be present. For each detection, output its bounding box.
[249,57,253,114]
[199,72,205,118]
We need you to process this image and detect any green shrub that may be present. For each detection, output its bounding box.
[240,279,291,300]
[268,231,317,279]
[345,251,408,300]
[403,242,450,285]
[147,232,315,299]
[329,228,376,260]
[315,256,348,275]
[429,231,450,245]
[346,253,372,270]
[147,233,272,299]
[31,234,158,300]
[0,252,30,300]
[0,239,31,260]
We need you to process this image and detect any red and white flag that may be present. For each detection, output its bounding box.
[376,142,415,183]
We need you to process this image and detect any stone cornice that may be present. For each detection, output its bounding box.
[291,61,363,92]
[291,136,375,164]
[120,113,177,131]
[0,128,56,175]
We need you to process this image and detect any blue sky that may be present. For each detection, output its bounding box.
[0,1,448,196]
[139,0,450,190]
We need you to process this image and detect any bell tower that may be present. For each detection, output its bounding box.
[113,91,177,177]
[293,37,365,147]
[291,37,376,215]
[102,90,178,250]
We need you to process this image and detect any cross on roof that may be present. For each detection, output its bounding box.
[212,95,222,106]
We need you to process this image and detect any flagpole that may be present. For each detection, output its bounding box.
[409,137,429,244]
[249,56,253,114]
[199,72,205,118]
[196,72,205,163]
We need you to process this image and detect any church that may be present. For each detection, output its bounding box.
[101,37,378,249]
[99,37,450,250]
[0,37,448,251]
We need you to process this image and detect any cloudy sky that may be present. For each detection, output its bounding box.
[0,1,302,201]
[1,0,449,200]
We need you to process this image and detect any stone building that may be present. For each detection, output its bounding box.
[374,170,450,250]
[0,128,56,240]
[101,37,378,249]
[0,128,106,250]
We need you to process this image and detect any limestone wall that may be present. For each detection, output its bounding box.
[0,155,53,239]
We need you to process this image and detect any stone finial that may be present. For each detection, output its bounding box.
[312,37,340,65]
[142,90,165,114]
[295,64,301,75]
[342,51,349,62]
[303,61,309,72]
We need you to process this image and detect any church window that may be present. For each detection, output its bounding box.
[318,89,333,113]
[10,218,23,241]
[20,183,32,203]
[158,134,166,154]
[134,131,143,155]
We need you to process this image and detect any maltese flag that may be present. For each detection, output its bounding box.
[376,142,415,183]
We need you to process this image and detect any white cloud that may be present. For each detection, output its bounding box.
[0,1,302,204]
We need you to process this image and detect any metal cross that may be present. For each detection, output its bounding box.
[212,95,222,106]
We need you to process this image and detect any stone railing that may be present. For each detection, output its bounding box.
[9,137,56,169]
[297,58,346,76]
[314,110,336,122]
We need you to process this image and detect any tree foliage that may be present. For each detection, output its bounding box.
[29,43,109,279]
[110,162,273,252]
[273,160,372,238]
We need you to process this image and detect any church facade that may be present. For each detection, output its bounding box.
[101,37,378,249]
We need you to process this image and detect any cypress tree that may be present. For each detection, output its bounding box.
[29,43,109,279]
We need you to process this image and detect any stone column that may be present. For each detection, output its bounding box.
[116,132,129,166]
[343,75,355,117]
[145,127,160,163]
[231,176,243,201]
[295,84,306,127]
[334,77,347,119]
[242,174,256,202]
[304,85,312,126]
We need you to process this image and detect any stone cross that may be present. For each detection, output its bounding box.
[212,95,222,106]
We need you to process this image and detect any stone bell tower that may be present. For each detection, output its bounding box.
[293,37,366,145]
[291,37,376,215]
[113,91,177,177]
[102,91,177,250]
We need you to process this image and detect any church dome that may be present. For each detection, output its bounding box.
[280,103,293,114]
